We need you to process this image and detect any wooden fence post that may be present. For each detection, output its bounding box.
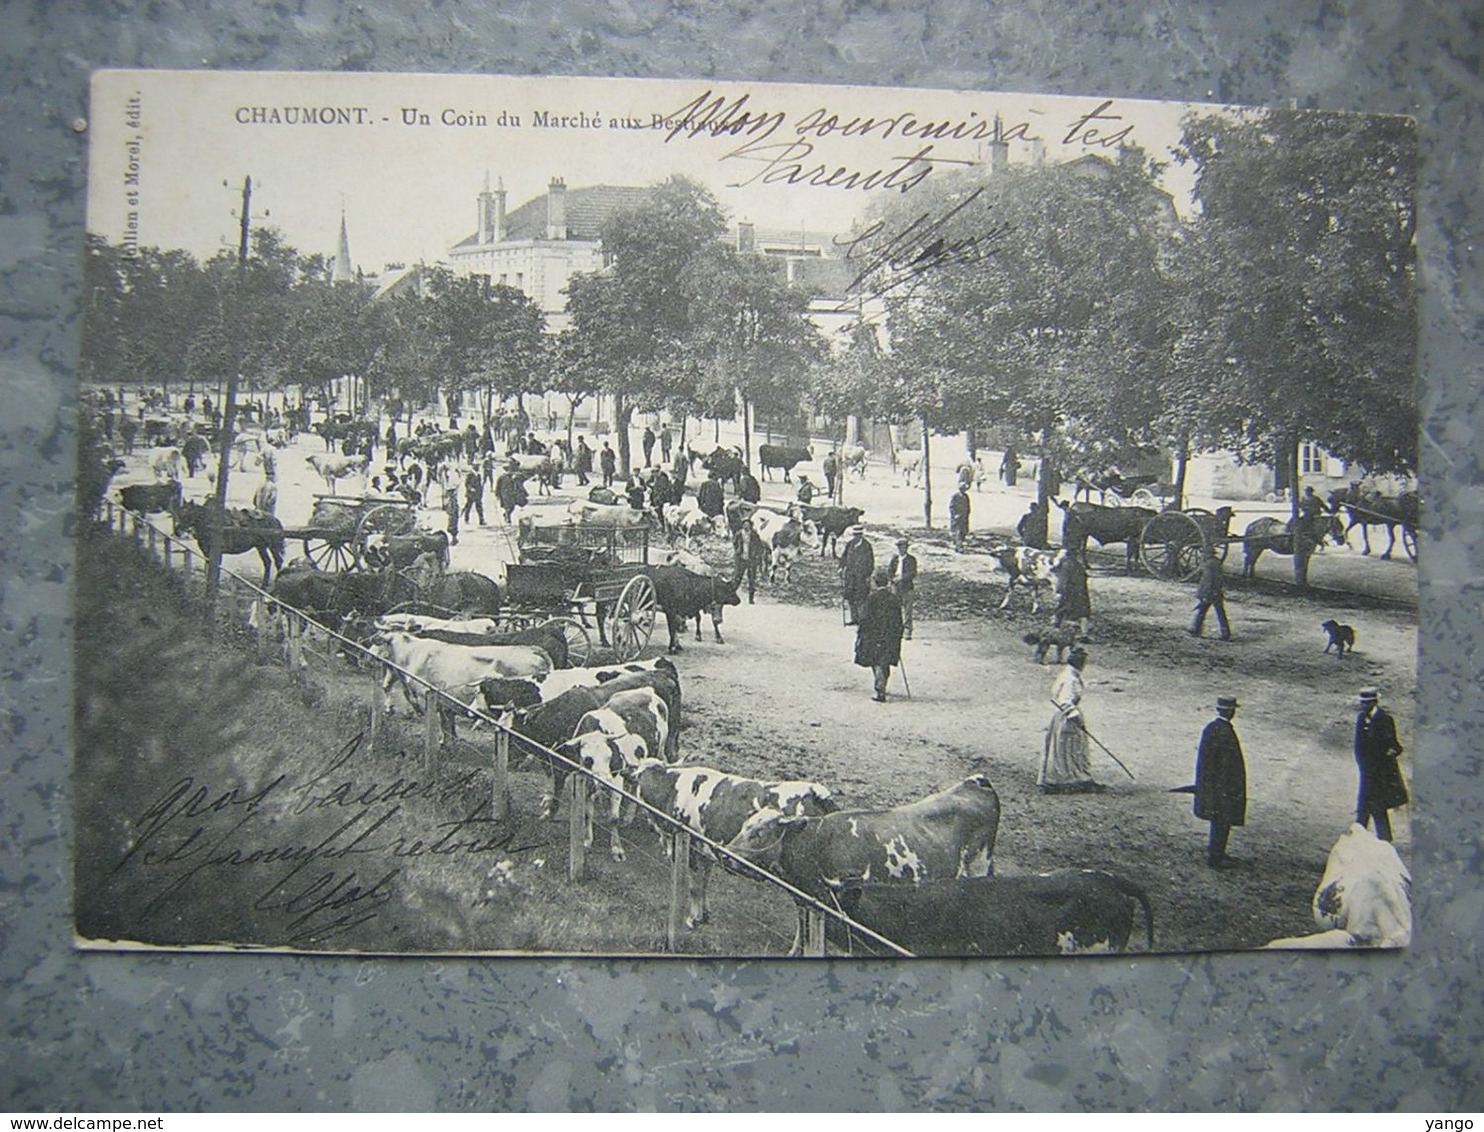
[667,832,691,952]
[368,687,384,752]
[805,909,827,957]
[491,728,510,821]
[423,691,440,778]
[147,522,157,557]
[163,532,173,571]
[568,776,588,882]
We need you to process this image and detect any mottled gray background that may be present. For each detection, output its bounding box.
[3,0,1480,1112]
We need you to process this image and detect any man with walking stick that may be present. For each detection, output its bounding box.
[854,569,905,703]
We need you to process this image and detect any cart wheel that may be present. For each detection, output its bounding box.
[1140,511,1207,582]
[303,536,355,572]
[607,575,657,660]
[1130,488,1162,510]
[354,505,417,571]
[1402,526,1417,562]
[542,617,594,667]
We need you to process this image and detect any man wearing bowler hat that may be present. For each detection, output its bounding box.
[838,523,875,626]
[1355,687,1407,841]
[1194,695,1247,869]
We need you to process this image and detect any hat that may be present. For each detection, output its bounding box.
[896,537,910,547]
[1216,695,1239,711]
[1358,687,1379,702]
[1068,646,1088,664]
[850,524,865,536]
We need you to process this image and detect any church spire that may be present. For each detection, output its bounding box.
[332,207,354,283]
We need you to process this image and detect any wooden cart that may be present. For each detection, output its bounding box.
[281,494,418,572]
[1138,507,1236,582]
[502,524,658,661]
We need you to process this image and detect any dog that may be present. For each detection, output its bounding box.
[1024,624,1080,665]
[1322,619,1356,657]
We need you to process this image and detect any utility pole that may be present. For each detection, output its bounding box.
[204,174,252,615]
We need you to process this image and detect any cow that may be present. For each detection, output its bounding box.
[758,444,813,483]
[307,452,371,495]
[119,480,183,516]
[660,548,712,575]
[749,508,820,583]
[384,622,571,669]
[662,501,719,549]
[567,500,648,527]
[375,613,500,635]
[400,556,503,617]
[509,452,558,494]
[896,450,924,486]
[726,775,1001,954]
[628,761,838,930]
[363,529,451,570]
[1265,824,1411,949]
[700,445,746,491]
[558,688,674,861]
[372,631,552,724]
[479,656,680,716]
[837,871,1154,957]
[511,504,574,544]
[1057,500,1155,573]
[988,546,1066,612]
[796,504,865,558]
[838,443,869,480]
[651,565,743,651]
[151,447,183,481]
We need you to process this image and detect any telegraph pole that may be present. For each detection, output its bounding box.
[204,174,252,614]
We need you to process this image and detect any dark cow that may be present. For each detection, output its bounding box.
[173,500,284,584]
[650,565,743,652]
[402,555,502,617]
[1241,515,1343,577]
[988,546,1065,612]
[701,446,746,491]
[628,761,838,930]
[364,529,451,570]
[119,480,183,516]
[758,444,813,483]
[1057,500,1155,573]
[797,504,865,557]
[838,871,1154,957]
[726,775,1001,954]
[268,563,417,626]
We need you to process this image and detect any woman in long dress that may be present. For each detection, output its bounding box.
[1039,646,1102,793]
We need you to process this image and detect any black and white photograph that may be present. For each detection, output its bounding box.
[76,69,1419,958]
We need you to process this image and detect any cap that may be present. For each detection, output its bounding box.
[1216,695,1239,711]
[850,524,865,535]
[895,537,910,547]
[1358,687,1379,702]
[1068,646,1088,664]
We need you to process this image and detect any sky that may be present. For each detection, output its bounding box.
[88,71,1215,273]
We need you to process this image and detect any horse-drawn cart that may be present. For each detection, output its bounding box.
[503,523,658,661]
[1138,507,1236,582]
[283,494,418,572]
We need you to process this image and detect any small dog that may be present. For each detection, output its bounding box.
[1322,619,1356,657]
[1024,623,1080,664]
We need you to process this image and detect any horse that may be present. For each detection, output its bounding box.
[401,553,503,618]
[1056,499,1156,573]
[1327,484,1420,559]
[1241,514,1344,577]
[173,499,285,584]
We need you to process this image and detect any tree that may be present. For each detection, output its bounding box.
[565,175,729,475]
[420,268,546,426]
[1175,108,1418,581]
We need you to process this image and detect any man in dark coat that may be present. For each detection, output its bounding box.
[737,469,761,504]
[494,460,527,524]
[1189,551,1231,640]
[854,569,905,702]
[838,524,875,625]
[696,471,725,518]
[1054,549,1091,635]
[642,426,656,467]
[822,449,839,500]
[1354,687,1407,841]
[575,437,593,485]
[1194,695,1247,869]
[462,466,486,526]
[886,537,918,640]
[949,484,971,551]
[600,441,617,488]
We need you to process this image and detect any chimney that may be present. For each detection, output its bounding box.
[988,115,1009,175]
[477,172,493,244]
[494,177,507,242]
[546,177,567,239]
[737,221,755,254]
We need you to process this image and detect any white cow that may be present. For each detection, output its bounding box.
[1265,824,1412,949]
[989,546,1066,613]
[568,500,648,527]
[897,450,924,486]
[150,447,183,481]
[558,688,673,861]
[750,508,820,583]
[373,631,552,717]
[661,548,713,576]
[375,613,501,636]
[308,452,370,495]
[663,501,718,549]
[838,443,869,480]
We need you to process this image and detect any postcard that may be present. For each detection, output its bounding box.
[76,70,1418,956]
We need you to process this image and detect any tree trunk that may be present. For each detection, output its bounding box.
[1172,437,1189,512]
[1289,435,1310,587]
[614,393,634,478]
[920,415,933,529]
[1033,451,1055,548]
[741,396,752,467]
[965,426,978,462]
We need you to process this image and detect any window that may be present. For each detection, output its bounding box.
[1300,442,1327,476]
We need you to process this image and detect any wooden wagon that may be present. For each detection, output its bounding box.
[1137,506,1236,582]
[502,523,658,661]
[281,494,418,572]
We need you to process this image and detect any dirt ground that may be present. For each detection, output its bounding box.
[86,414,1418,956]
